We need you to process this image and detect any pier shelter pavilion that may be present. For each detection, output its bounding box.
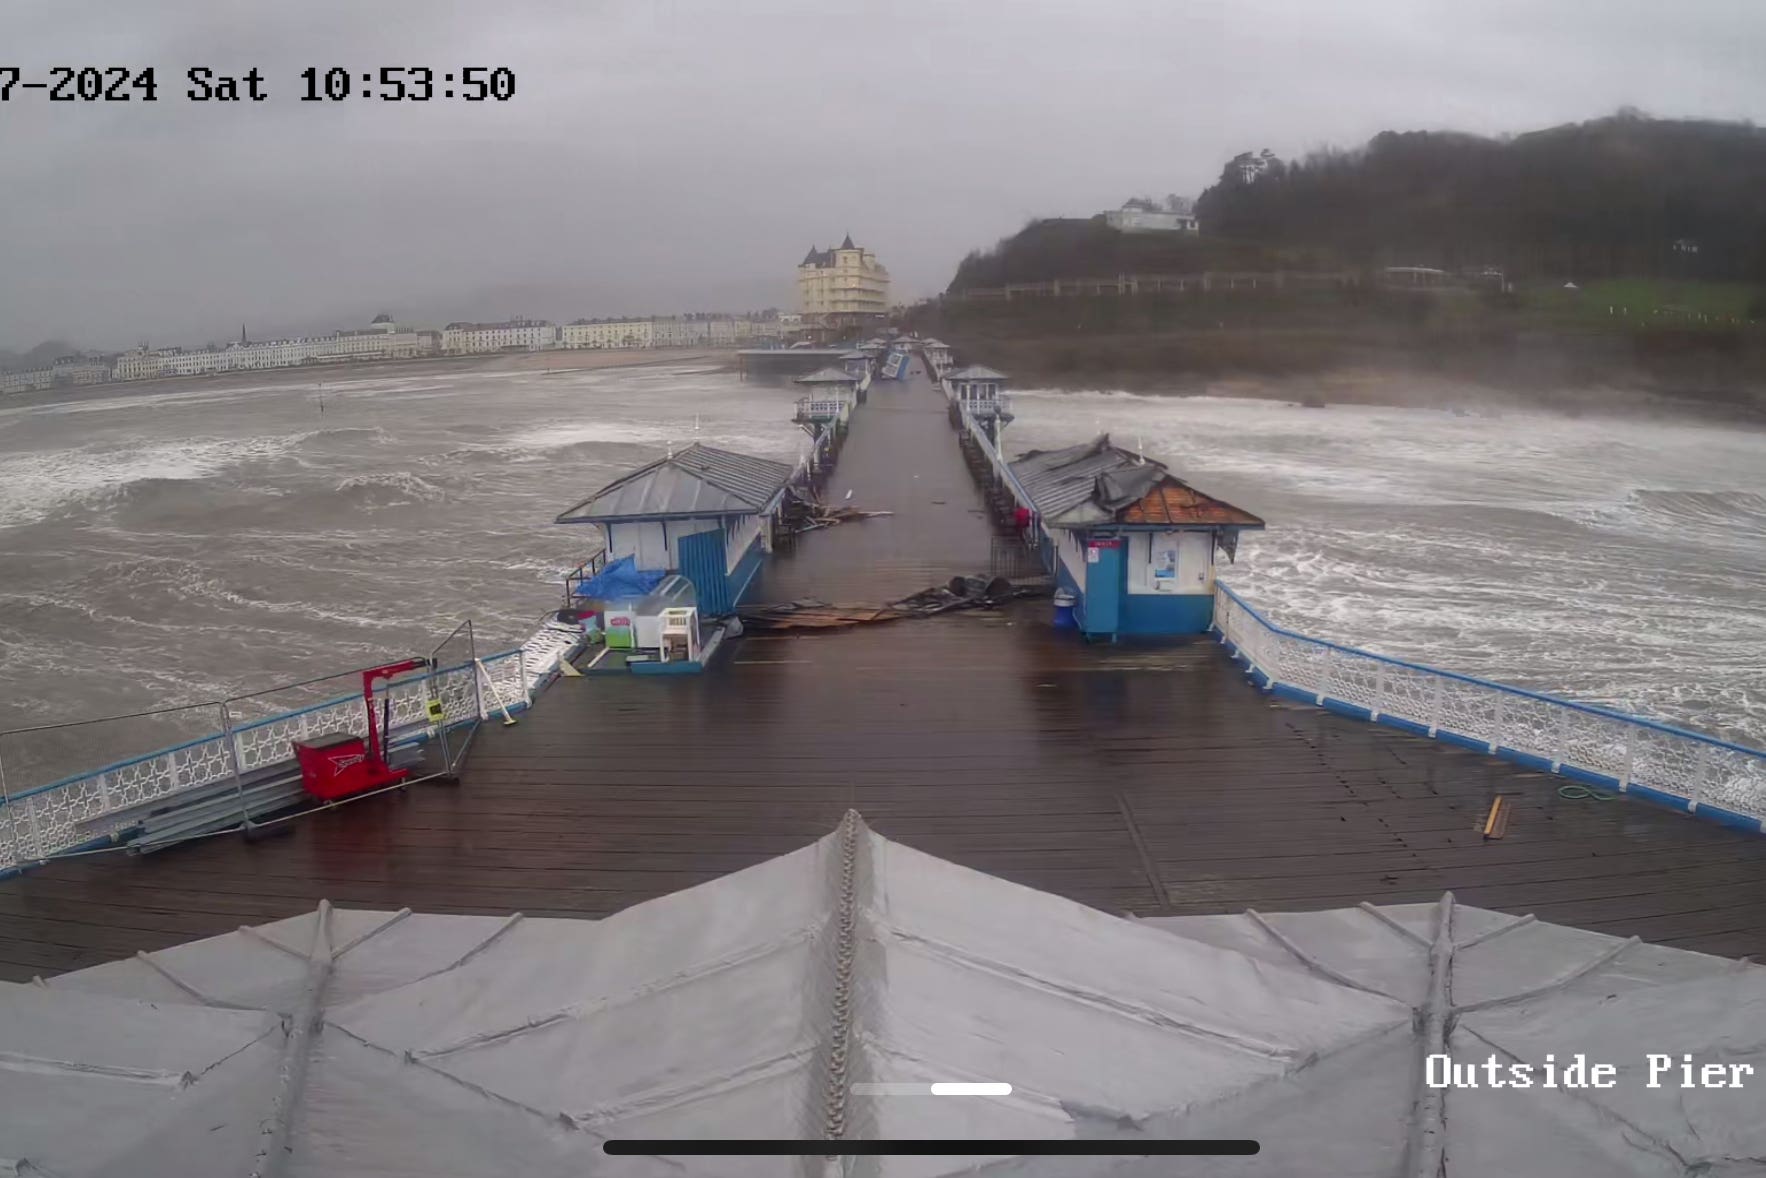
[1010,435,1263,639]
[554,443,794,616]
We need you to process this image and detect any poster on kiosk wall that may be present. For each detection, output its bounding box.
[1153,545,1179,591]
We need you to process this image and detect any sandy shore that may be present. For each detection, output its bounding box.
[477,348,735,373]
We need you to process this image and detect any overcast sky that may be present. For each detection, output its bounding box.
[3,0,1764,351]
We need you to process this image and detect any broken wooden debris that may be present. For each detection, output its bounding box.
[782,503,894,535]
[737,577,1052,632]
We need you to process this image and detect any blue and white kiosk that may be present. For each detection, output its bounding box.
[555,443,794,618]
[921,338,954,377]
[945,365,1012,443]
[838,350,872,381]
[794,365,862,413]
[1008,436,1264,639]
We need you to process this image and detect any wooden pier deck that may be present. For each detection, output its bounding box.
[3,368,1764,979]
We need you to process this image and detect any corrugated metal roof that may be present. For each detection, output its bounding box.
[554,443,794,522]
[1009,434,1262,528]
[794,366,858,385]
[947,365,1007,381]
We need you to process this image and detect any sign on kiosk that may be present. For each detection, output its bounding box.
[1085,538,1121,564]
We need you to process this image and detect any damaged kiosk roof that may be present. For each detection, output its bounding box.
[1010,434,1266,529]
[553,442,793,523]
[2,815,1760,1176]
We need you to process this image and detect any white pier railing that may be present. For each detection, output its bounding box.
[1213,584,1766,832]
[0,631,570,874]
[956,402,1034,510]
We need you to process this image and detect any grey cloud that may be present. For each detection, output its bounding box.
[3,0,1764,350]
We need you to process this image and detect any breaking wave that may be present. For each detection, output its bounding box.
[0,437,296,528]
[1576,488,1766,548]
[288,425,392,448]
[1625,487,1766,527]
[333,471,454,507]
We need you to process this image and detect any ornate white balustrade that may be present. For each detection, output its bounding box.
[0,647,545,872]
[1212,585,1766,832]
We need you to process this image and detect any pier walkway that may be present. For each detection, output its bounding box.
[760,369,996,602]
[3,367,1765,979]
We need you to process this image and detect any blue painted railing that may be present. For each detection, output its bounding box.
[1212,583,1766,833]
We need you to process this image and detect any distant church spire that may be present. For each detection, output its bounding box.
[240,323,247,344]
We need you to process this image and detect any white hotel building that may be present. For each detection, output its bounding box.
[440,320,558,355]
[560,319,656,349]
[0,369,54,394]
[6,310,785,397]
[307,328,435,363]
[559,315,782,349]
[107,317,439,382]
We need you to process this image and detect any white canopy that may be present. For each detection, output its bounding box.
[1,814,1760,1176]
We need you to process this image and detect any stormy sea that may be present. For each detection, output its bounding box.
[1,363,1762,755]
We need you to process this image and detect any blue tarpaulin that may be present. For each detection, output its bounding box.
[573,554,666,602]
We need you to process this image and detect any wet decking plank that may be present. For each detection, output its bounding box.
[2,368,1764,979]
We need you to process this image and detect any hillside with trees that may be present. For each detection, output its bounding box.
[917,114,1766,415]
[1193,112,1766,283]
[945,113,1766,294]
[0,340,79,372]
[947,218,1292,292]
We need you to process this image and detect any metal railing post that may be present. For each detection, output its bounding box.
[23,781,44,864]
[469,623,486,722]
[220,701,250,829]
[426,653,452,776]
[1371,662,1385,722]
[517,650,532,707]
[1428,676,1443,737]
[1489,694,1504,754]
[1693,743,1714,809]
[1620,731,1635,792]
[0,739,14,869]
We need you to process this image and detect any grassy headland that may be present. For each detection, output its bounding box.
[912,114,1766,419]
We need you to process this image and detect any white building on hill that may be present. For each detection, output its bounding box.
[1104,200,1199,234]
